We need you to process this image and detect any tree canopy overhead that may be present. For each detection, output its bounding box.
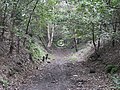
[0,0,120,58]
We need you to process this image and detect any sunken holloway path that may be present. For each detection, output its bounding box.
[19,46,112,90]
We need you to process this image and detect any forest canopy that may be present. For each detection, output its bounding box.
[0,0,120,58]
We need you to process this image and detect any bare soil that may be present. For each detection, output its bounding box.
[0,42,119,90]
[18,46,117,90]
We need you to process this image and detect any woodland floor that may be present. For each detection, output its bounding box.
[19,44,119,90]
[0,42,120,90]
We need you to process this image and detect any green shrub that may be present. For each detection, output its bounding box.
[27,39,46,60]
[111,75,120,89]
[0,79,9,89]
[106,65,119,74]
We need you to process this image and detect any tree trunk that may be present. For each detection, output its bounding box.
[9,6,15,54]
[97,24,102,51]
[50,24,55,46]
[29,53,34,63]
[47,24,54,48]
[47,23,51,47]
[23,0,39,46]
[73,37,78,52]
[92,23,96,51]
[72,29,78,52]
[47,6,55,48]
[9,32,14,54]
[9,0,20,54]
[92,23,100,59]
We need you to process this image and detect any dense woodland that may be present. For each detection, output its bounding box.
[0,0,120,90]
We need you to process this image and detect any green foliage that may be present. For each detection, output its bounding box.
[106,65,119,74]
[110,0,120,7]
[111,74,120,89]
[27,39,45,60]
[0,79,9,88]
[54,0,115,47]
[0,0,119,61]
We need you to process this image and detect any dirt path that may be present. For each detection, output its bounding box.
[19,47,113,90]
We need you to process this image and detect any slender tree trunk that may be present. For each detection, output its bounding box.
[47,23,51,47]
[91,23,101,59]
[97,38,100,51]
[73,29,78,52]
[92,23,96,50]
[47,6,55,48]
[47,24,55,48]
[9,3,16,54]
[9,0,20,54]
[73,37,78,52]
[97,24,102,51]
[9,31,14,54]
[9,11,15,54]
[23,0,39,63]
[76,38,80,44]
[50,24,55,46]
[29,53,34,63]
[9,18,15,54]
[23,0,39,46]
